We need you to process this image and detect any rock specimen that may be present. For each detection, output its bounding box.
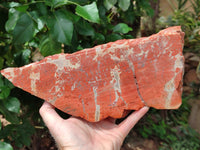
[1,26,184,122]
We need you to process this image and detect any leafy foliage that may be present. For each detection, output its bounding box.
[0,120,35,148]
[113,23,133,34]
[136,96,200,150]
[0,0,154,149]
[0,141,13,150]
[76,2,100,23]
[0,0,199,149]
[157,0,200,53]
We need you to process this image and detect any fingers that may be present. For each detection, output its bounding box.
[39,101,63,128]
[117,106,149,139]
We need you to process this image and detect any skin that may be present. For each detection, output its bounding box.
[39,102,149,150]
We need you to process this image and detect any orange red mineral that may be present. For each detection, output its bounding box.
[1,26,184,122]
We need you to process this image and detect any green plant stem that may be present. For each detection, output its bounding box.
[26,12,38,24]
[20,1,46,7]
[34,126,44,129]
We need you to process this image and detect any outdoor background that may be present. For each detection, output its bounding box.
[0,0,200,149]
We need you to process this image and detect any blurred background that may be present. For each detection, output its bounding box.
[0,0,200,149]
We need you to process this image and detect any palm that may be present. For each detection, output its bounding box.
[54,117,123,150]
[40,102,149,150]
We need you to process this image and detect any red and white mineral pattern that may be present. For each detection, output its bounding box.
[1,26,184,122]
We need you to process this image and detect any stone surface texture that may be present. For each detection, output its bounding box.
[1,26,184,122]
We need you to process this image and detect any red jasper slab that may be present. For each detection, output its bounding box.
[1,26,184,122]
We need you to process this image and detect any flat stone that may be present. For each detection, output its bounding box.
[1,26,184,122]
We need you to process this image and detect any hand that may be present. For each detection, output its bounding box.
[39,102,149,150]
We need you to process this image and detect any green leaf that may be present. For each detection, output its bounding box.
[39,36,61,57]
[76,2,100,23]
[17,120,35,146]
[14,49,31,66]
[76,19,95,36]
[118,0,130,11]
[62,10,80,23]
[92,33,105,44]
[146,8,154,17]
[121,3,135,24]
[103,0,117,10]
[138,1,154,17]
[124,34,133,39]
[5,8,20,32]
[0,120,35,147]
[13,13,36,44]
[46,0,87,8]
[8,2,28,12]
[4,97,20,114]
[46,9,80,24]
[49,9,74,45]
[9,2,20,8]
[0,101,19,124]
[66,0,88,5]
[15,5,29,12]
[0,86,10,99]
[36,3,48,16]
[4,79,14,90]
[112,23,132,34]
[22,49,31,64]
[31,11,45,33]
[51,0,70,8]
[106,33,122,42]
[0,141,13,150]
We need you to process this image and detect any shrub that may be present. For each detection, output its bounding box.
[0,0,153,149]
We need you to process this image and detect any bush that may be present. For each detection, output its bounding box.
[0,0,153,149]
[136,96,200,150]
[157,0,200,53]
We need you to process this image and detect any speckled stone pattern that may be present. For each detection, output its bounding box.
[1,26,184,122]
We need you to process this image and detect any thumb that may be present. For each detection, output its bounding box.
[117,106,149,139]
[39,101,63,128]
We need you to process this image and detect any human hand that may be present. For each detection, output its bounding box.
[39,102,149,150]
